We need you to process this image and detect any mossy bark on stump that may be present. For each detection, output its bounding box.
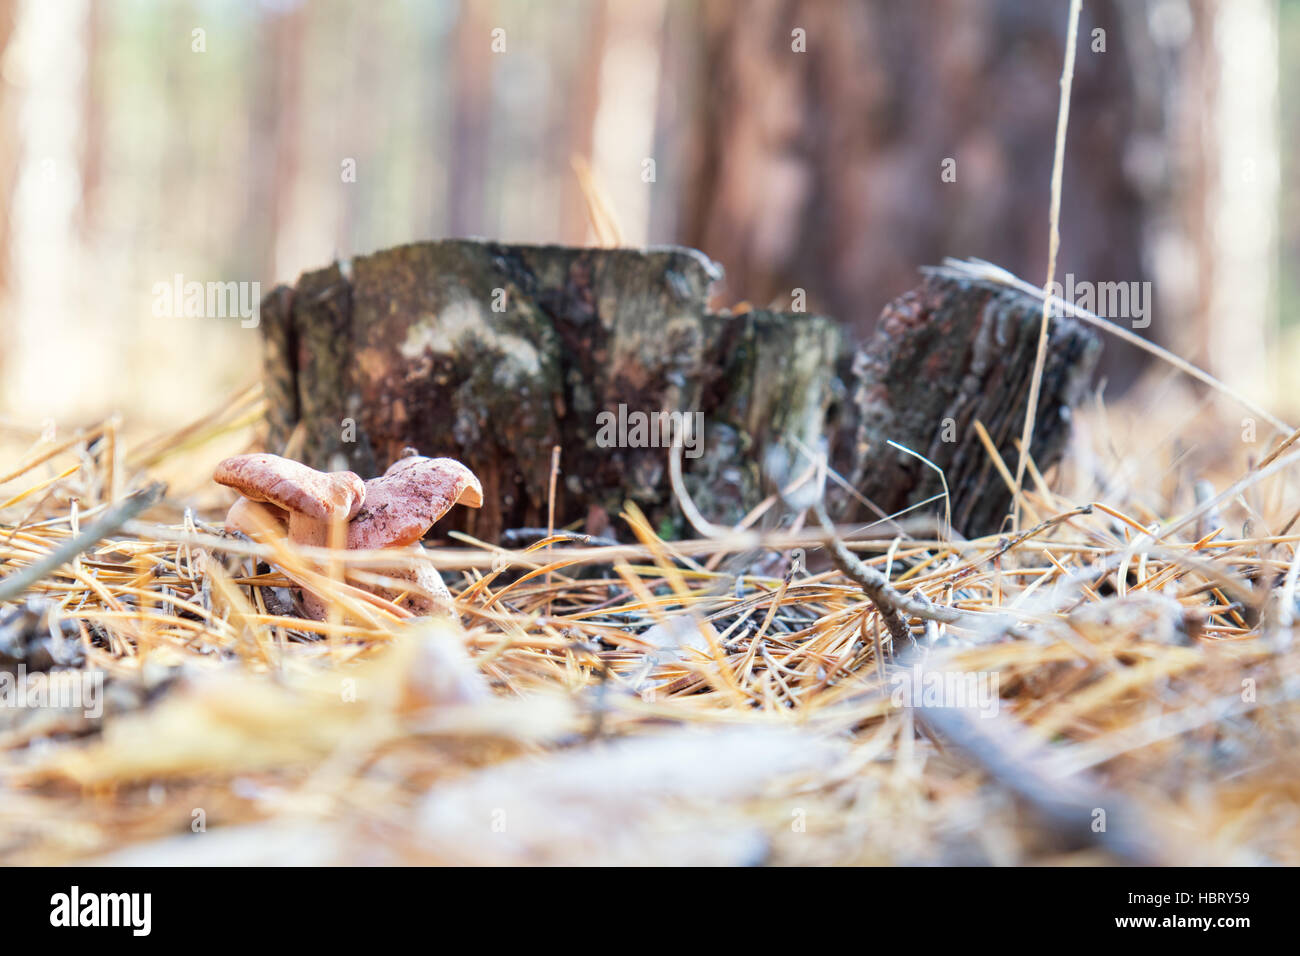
[260,240,842,542]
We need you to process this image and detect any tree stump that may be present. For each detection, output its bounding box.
[259,241,1099,542]
[260,240,842,542]
[847,269,1101,536]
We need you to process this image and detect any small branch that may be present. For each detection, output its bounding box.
[953,504,1092,583]
[814,499,946,647]
[903,661,1182,865]
[0,482,166,604]
[499,527,621,549]
[811,496,1029,646]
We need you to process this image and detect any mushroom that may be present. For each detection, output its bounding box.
[214,453,366,619]
[346,456,483,613]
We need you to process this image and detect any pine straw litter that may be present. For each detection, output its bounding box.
[0,381,1298,866]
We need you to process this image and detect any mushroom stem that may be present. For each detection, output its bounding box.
[369,544,452,616]
[289,512,350,620]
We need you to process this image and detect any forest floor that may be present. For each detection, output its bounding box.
[0,378,1297,865]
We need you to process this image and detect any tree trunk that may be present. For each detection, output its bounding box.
[675,0,1161,393]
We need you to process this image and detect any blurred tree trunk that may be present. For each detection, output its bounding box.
[0,0,16,306]
[0,0,13,407]
[676,0,1169,392]
[76,0,103,238]
[246,2,304,283]
[558,0,608,243]
[1197,0,1276,406]
[448,1,492,237]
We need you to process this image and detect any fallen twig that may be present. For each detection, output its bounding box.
[0,482,165,604]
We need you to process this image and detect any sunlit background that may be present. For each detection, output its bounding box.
[0,0,1295,431]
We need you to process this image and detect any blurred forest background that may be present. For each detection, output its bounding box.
[0,0,1294,430]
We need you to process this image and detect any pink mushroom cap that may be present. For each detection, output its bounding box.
[347,456,483,549]
[214,453,365,523]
